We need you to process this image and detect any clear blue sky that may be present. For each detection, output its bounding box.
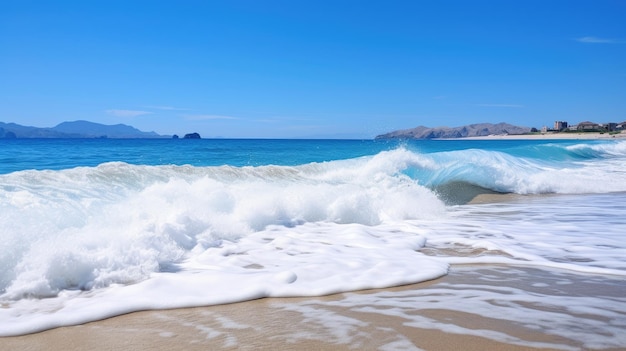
[1,0,625,138]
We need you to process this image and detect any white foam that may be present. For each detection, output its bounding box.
[421,147,626,194]
[0,155,449,336]
[418,193,626,275]
[1,147,625,336]
[565,140,626,158]
[0,221,449,336]
[271,267,626,350]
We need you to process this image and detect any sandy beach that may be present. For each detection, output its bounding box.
[452,131,626,140]
[2,264,624,351]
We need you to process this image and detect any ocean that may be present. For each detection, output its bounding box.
[1,138,625,348]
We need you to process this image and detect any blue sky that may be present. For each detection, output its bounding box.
[1,0,625,138]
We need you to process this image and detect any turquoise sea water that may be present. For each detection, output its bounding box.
[0,137,610,172]
[1,139,395,172]
[0,138,522,173]
[1,138,625,348]
[2,138,624,198]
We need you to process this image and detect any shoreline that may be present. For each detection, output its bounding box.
[2,149,624,350]
[443,131,626,140]
[2,265,624,351]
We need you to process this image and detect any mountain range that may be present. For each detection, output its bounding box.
[1,120,531,140]
[0,120,166,139]
[375,122,530,139]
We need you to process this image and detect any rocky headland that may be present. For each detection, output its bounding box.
[375,123,530,139]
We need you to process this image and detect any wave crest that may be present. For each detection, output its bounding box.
[0,154,445,298]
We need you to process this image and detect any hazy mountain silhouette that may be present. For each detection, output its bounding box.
[0,120,166,138]
[375,122,530,139]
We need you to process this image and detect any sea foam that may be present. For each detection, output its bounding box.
[1,145,625,336]
[0,150,448,335]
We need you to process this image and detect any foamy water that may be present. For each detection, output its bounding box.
[1,139,625,337]
[271,267,626,350]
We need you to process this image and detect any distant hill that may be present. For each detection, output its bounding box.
[375,122,530,139]
[0,120,167,138]
[53,120,163,138]
[0,122,69,138]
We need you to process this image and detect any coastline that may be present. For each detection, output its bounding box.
[446,131,626,140]
[2,265,623,351]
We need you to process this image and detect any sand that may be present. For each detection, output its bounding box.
[448,131,626,140]
[2,265,624,351]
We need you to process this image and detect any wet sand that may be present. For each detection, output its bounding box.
[2,265,624,351]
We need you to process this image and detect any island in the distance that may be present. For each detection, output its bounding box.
[0,120,200,139]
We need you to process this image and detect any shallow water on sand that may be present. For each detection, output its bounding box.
[1,265,623,351]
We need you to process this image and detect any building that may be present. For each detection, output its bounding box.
[604,123,617,132]
[554,121,568,131]
[577,121,601,131]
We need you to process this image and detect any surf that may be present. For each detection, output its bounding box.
[1,140,625,336]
